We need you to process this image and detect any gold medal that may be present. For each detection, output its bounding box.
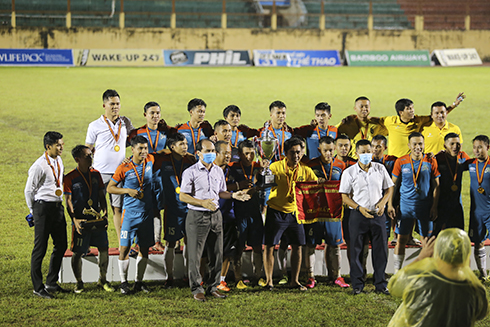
[138,191,144,199]
[55,189,62,196]
[114,145,120,152]
[451,184,458,192]
[88,199,93,206]
[478,187,485,194]
[175,187,181,194]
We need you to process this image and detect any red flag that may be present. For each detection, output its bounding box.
[295,181,343,224]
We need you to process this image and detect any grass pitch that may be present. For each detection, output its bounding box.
[1,66,490,326]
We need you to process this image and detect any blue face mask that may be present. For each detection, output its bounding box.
[358,153,372,165]
[202,152,216,164]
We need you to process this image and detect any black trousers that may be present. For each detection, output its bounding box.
[31,201,67,292]
[349,210,387,291]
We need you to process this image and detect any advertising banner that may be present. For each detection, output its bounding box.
[75,49,164,66]
[253,50,341,67]
[295,181,343,224]
[345,50,431,66]
[431,48,482,66]
[0,49,74,66]
[163,50,251,66]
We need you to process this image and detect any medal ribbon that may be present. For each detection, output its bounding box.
[359,122,369,140]
[240,161,255,182]
[284,159,300,198]
[231,130,239,148]
[269,126,285,157]
[103,116,122,144]
[409,154,425,190]
[170,155,184,186]
[320,160,334,181]
[187,122,202,152]
[476,158,489,189]
[130,160,146,192]
[444,152,459,185]
[45,152,61,188]
[76,168,92,200]
[145,126,160,153]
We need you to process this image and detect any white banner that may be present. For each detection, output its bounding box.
[431,48,482,66]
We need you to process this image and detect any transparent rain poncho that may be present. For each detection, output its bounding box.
[388,228,488,327]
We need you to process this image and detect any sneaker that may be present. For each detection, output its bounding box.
[390,239,397,246]
[217,281,230,292]
[98,280,115,292]
[236,280,247,290]
[407,238,422,246]
[278,275,288,285]
[257,278,267,287]
[152,242,165,252]
[305,277,316,289]
[133,281,150,293]
[45,284,70,293]
[33,289,54,299]
[334,277,350,288]
[74,281,84,294]
[120,281,131,295]
[164,278,174,289]
[129,248,138,258]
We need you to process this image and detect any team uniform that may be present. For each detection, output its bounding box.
[464,158,490,244]
[230,126,260,162]
[85,115,133,207]
[333,156,357,242]
[111,155,156,248]
[265,159,318,246]
[377,115,432,158]
[64,168,108,253]
[154,153,194,243]
[219,165,239,258]
[337,116,388,159]
[392,154,440,237]
[257,124,293,162]
[434,151,470,234]
[421,121,463,155]
[373,155,398,236]
[306,157,347,247]
[177,121,213,154]
[230,161,265,249]
[294,125,338,159]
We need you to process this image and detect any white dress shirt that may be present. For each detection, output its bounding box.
[339,162,394,212]
[85,115,133,174]
[25,153,64,212]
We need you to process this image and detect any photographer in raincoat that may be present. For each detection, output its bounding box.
[388,228,488,327]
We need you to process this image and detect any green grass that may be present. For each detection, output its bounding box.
[1,66,490,326]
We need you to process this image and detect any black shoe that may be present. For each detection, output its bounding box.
[45,284,70,293]
[262,285,274,291]
[352,288,363,295]
[164,279,174,289]
[133,281,150,293]
[375,288,390,295]
[120,282,132,295]
[33,289,54,299]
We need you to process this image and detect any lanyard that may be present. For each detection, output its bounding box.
[409,154,425,190]
[45,152,61,188]
[476,158,489,188]
[103,116,122,143]
[231,130,239,147]
[320,160,334,181]
[145,126,160,153]
[284,159,300,197]
[186,122,201,151]
[444,152,459,185]
[270,126,285,156]
[130,160,146,191]
[170,155,184,186]
[358,121,369,140]
[76,168,92,199]
[240,161,255,181]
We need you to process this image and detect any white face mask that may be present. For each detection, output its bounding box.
[358,153,372,165]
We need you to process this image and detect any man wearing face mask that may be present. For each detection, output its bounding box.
[179,139,250,302]
[339,139,394,295]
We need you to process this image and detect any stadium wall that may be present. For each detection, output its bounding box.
[1,27,490,59]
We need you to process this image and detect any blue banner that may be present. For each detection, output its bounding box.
[0,49,74,66]
[253,50,341,67]
[164,50,251,66]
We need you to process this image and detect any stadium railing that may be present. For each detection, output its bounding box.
[0,0,488,31]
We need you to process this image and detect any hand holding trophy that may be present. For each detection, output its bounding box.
[254,122,279,188]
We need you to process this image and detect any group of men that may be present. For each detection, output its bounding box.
[26,88,490,301]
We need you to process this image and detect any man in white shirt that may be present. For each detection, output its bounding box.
[339,139,394,295]
[85,89,134,239]
[25,131,69,299]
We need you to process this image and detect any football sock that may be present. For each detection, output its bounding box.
[118,259,129,283]
[252,251,263,279]
[71,253,83,281]
[135,256,148,282]
[153,216,161,244]
[220,276,226,283]
[164,245,175,280]
[98,249,109,281]
[306,247,315,278]
[393,254,405,274]
[476,247,487,277]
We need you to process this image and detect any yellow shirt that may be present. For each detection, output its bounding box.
[421,121,463,154]
[267,158,318,214]
[378,115,432,158]
[337,116,388,159]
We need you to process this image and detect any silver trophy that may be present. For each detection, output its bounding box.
[254,122,279,188]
